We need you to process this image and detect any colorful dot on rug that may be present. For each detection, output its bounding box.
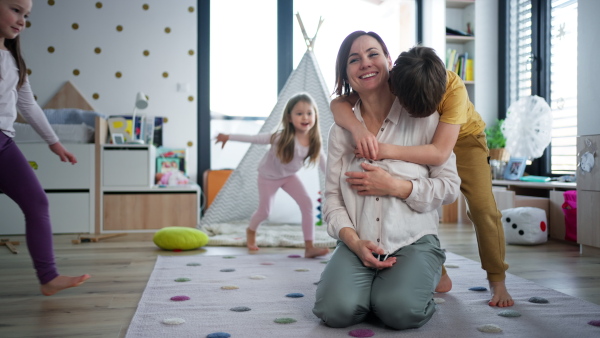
[286,293,304,298]
[477,324,502,333]
[588,320,600,327]
[288,254,301,258]
[220,268,235,272]
[295,268,309,272]
[187,262,201,266]
[348,328,375,337]
[274,317,297,324]
[206,332,231,338]
[528,296,549,304]
[498,309,521,317]
[321,260,329,264]
[469,286,488,291]
[223,256,236,259]
[260,262,275,265]
[170,295,190,301]
[162,318,185,325]
[249,275,266,280]
[174,278,191,282]
[221,285,239,290]
[230,306,251,312]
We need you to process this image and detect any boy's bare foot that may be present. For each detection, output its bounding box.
[246,228,259,251]
[41,274,91,296]
[488,280,514,307]
[435,272,453,293]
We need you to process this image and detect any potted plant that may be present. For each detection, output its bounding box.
[485,119,510,162]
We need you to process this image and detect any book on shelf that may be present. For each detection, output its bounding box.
[446,48,473,82]
[465,58,474,81]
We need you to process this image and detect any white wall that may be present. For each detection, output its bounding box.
[578,0,600,136]
[21,0,199,180]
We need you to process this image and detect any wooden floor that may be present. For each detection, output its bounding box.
[1,222,599,338]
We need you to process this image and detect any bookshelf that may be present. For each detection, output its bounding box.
[445,0,476,97]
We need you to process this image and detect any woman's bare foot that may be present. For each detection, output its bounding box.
[246,228,259,251]
[435,272,453,293]
[488,280,514,307]
[41,274,91,296]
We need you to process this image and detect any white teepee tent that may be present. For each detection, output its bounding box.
[200,49,335,226]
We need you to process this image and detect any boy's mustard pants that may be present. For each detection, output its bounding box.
[448,132,509,282]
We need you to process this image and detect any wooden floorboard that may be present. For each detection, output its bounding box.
[0,222,599,337]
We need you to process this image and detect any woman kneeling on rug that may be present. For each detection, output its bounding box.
[312,31,461,330]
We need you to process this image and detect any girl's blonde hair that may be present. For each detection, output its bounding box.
[271,93,322,166]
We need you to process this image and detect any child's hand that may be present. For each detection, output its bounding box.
[215,133,229,148]
[49,142,77,164]
[352,128,378,160]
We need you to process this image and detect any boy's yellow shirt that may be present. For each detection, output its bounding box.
[438,70,486,139]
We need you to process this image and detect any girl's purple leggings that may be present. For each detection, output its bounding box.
[0,132,58,284]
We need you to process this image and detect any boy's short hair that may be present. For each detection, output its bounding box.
[389,46,447,118]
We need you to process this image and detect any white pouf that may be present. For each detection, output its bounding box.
[501,207,548,245]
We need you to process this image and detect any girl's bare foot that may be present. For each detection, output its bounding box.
[435,273,453,293]
[488,280,514,307]
[246,228,259,251]
[304,241,329,258]
[41,274,91,296]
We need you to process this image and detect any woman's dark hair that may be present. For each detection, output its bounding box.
[389,46,447,117]
[333,31,390,97]
[4,36,27,89]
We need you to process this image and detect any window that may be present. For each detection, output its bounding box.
[506,0,577,174]
[210,0,278,118]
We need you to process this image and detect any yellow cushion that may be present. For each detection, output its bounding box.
[153,227,209,251]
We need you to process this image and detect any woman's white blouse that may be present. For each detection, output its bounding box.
[323,98,461,254]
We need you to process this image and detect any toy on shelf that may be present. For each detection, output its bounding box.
[315,191,323,226]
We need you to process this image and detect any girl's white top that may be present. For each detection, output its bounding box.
[229,133,326,180]
[0,49,58,144]
[324,98,461,254]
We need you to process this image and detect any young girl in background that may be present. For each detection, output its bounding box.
[0,0,90,295]
[216,93,329,258]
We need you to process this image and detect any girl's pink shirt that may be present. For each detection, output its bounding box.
[228,133,326,180]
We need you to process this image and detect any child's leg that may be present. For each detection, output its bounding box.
[247,176,282,250]
[313,242,373,328]
[454,132,513,307]
[280,175,328,258]
[0,135,90,295]
[0,134,57,284]
[371,235,445,330]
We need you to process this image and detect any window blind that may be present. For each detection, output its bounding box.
[508,0,577,174]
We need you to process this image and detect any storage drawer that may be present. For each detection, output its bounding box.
[19,144,93,189]
[103,191,198,230]
[102,146,155,187]
[0,192,91,235]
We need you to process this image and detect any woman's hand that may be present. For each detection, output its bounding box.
[347,237,396,270]
[215,133,230,148]
[49,142,77,164]
[346,162,413,198]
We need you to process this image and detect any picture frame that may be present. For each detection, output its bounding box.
[111,133,125,145]
[503,157,528,180]
[156,157,181,174]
